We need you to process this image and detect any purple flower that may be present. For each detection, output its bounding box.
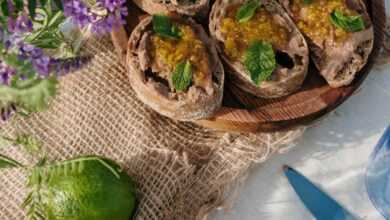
[100,0,125,12]
[0,62,17,85]
[32,56,53,76]
[1,104,16,121]
[55,56,91,76]
[19,44,44,59]
[63,0,127,34]
[64,0,92,27]
[8,14,33,33]
[16,43,55,77]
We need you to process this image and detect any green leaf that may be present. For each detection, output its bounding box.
[303,0,312,4]
[3,53,36,77]
[243,41,276,86]
[47,10,65,27]
[13,0,23,11]
[24,10,66,50]
[0,77,58,113]
[1,0,9,17]
[172,60,192,92]
[0,154,23,168]
[28,0,37,18]
[330,10,365,32]
[0,15,6,32]
[53,0,63,11]
[14,135,42,155]
[235,0,261,23]
[39,0,47,7]
[152,14,181,40]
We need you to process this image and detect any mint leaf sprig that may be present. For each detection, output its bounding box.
[152,14,182,40]
[235,0,261,23]
[243,41,276,86]
[172,60,192,92]
[330,9,365,32]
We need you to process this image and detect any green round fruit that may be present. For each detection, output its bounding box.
[35,156,136,220]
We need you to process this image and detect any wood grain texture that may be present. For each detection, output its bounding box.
[111,0,386,133]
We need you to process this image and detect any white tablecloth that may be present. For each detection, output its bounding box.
[211,56,390,219]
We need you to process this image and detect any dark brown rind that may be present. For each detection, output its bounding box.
[133,0,209,17]
[209,0,309,98]
[127,16,225,121]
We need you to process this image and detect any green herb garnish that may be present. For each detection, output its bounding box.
[236,0,261,23]
[152,14,182,40]
[172,60,192,91]
[330,10,365,32]
[243,41,276,86]
[0,77,58,113]
[303,0,312,4]
[0,154,23,168]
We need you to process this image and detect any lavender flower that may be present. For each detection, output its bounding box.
[64,0,92,28]
[91,0,127,34]
[8,14,33,34]
[18,43,55,77]
[1,104,16,121]
[63,0,127,34]
[54,56,91,76]
[0,62,17,85]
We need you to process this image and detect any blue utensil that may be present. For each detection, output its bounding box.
[284,166,357,220]
[366,126,390,219]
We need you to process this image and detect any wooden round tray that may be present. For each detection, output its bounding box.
[111,0,386,133]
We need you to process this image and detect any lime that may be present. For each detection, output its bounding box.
[27,156,137,220]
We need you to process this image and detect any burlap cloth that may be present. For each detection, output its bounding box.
[1,17,389,219]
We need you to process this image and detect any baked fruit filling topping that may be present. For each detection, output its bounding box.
[151,15,211,92]
[290,0,365,45]
[221,5,288,60]
[219,0,295,86]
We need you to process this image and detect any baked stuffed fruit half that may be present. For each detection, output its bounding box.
[23,156,137,220]
[209,0,309,98]
[127,15,224,121]
[279,0,374,88]
[133,0,209,16]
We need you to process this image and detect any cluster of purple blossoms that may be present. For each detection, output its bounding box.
[63,0,128,34]
[1,13,90,85]
[7,14,33,33]
[0,104,16,121]
[19,43,54,77]
[0,61,17,85]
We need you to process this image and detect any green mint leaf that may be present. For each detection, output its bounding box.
[28,0,37,18]
[0,154,24,168]
[172,60,192,92]
[330,10,365,32]
[243,41,276,86]
[0,77,58,113]
[1,0,9,17]
[236,0,261,23]
[303,0,312,4]
[152,14,181,40]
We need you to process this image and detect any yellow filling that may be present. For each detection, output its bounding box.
[291,0,358,43]
[151,25,210,88]
[220,7,288,60]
